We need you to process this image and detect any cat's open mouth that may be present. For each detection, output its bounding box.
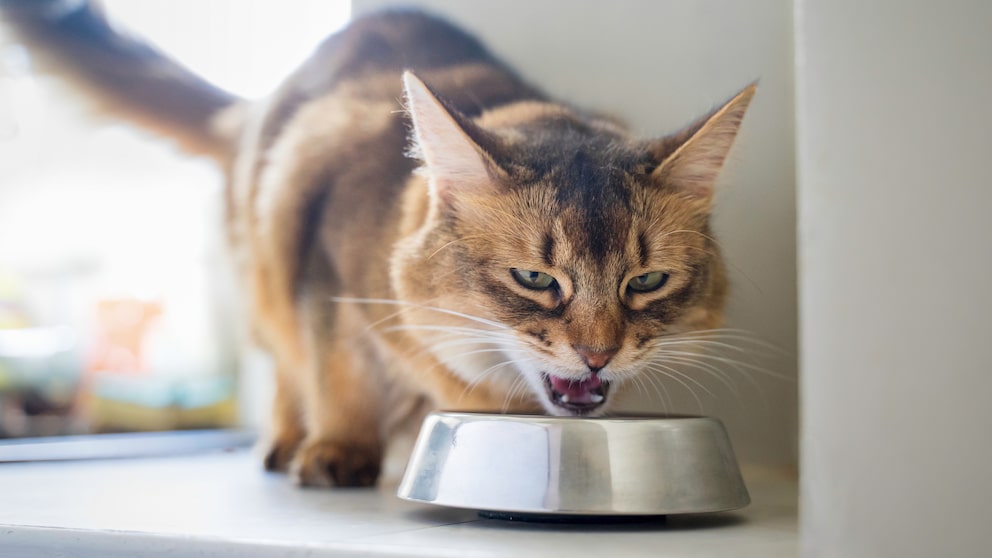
[543,373,609,415]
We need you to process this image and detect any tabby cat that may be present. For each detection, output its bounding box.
[2,3,754,487]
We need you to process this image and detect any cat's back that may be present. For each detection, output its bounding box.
[305,10,501,85]
[276,10,545,114]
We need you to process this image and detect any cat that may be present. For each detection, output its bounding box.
[1,3,754,487]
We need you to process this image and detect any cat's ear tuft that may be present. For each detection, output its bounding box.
[650,83,756,200]
[403,71,503,204]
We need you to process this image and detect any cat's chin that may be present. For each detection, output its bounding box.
[541,373,610,417]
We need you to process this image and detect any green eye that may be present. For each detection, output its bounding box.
[511,269,557,290]
[627,271,670,293]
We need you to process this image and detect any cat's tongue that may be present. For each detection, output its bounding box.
[549,374,604,404]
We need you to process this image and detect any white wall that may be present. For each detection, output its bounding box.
[354,0,798,467]
[797,1,992,556]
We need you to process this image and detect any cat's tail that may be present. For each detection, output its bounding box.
[0,0,240,159]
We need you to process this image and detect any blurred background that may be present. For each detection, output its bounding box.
[0,0,351,438]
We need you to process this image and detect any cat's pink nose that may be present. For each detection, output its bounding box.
[574,345,619,371]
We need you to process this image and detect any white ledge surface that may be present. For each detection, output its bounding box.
[0,450,797,557]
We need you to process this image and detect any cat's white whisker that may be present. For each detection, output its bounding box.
[654,244,721,259]
[651,348,792,381]
[658,327,774,341]
[662,350,756,389]
[653,228,723,248]
[383,323,517,340]
[632,376,651,411]
[418,347,507,378]
[390,330,516,363]
[396,334,519,353]
[656,329,790,356]
[429,339,519,355]
[330,296,509,330]
[426,235,487,260]
[436,347,522,364]
[640,371,674,413]
[389,327,519,362]
[641,362,705,414]
[465,356,532,388]
[457,355,538,405]
[645,350,777,411]
[643,361,712,403]
[356,297,438,334]
[629,372,660,411]
[456,363,513,405]
[350,294,457,337]
[645,361,716,400]
[647,352,743,400]
[500,375,531,414]
[656,350,760,383]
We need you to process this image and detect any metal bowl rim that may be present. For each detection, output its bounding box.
[430,411,721,423]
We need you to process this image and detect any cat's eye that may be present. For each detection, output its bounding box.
[627,271,670,293]
[511,268,557,290]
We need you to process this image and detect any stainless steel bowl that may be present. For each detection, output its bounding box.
[397,412,749,516]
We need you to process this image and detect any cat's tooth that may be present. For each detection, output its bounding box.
[560,394,571,404]
[590,394,604,404]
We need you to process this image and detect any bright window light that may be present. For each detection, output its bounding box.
[103,0,351,98]
[0,1,350,438]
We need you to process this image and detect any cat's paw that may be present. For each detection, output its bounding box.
[261,436,300,473]
[289,439,382,488]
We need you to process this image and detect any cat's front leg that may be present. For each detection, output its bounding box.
[261,365,306,472]
[291,436,382,488]
[289,305,385,488]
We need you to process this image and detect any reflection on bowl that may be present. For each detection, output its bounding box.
[398,412,749,517]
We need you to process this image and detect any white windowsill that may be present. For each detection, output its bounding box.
[0,449,797,557]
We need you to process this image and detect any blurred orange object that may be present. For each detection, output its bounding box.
[85,298,162,376]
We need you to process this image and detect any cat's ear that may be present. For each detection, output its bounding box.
[650,83,756,200]
[403,71,504,204]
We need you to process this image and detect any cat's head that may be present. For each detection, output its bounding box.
[394,72,754,416]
